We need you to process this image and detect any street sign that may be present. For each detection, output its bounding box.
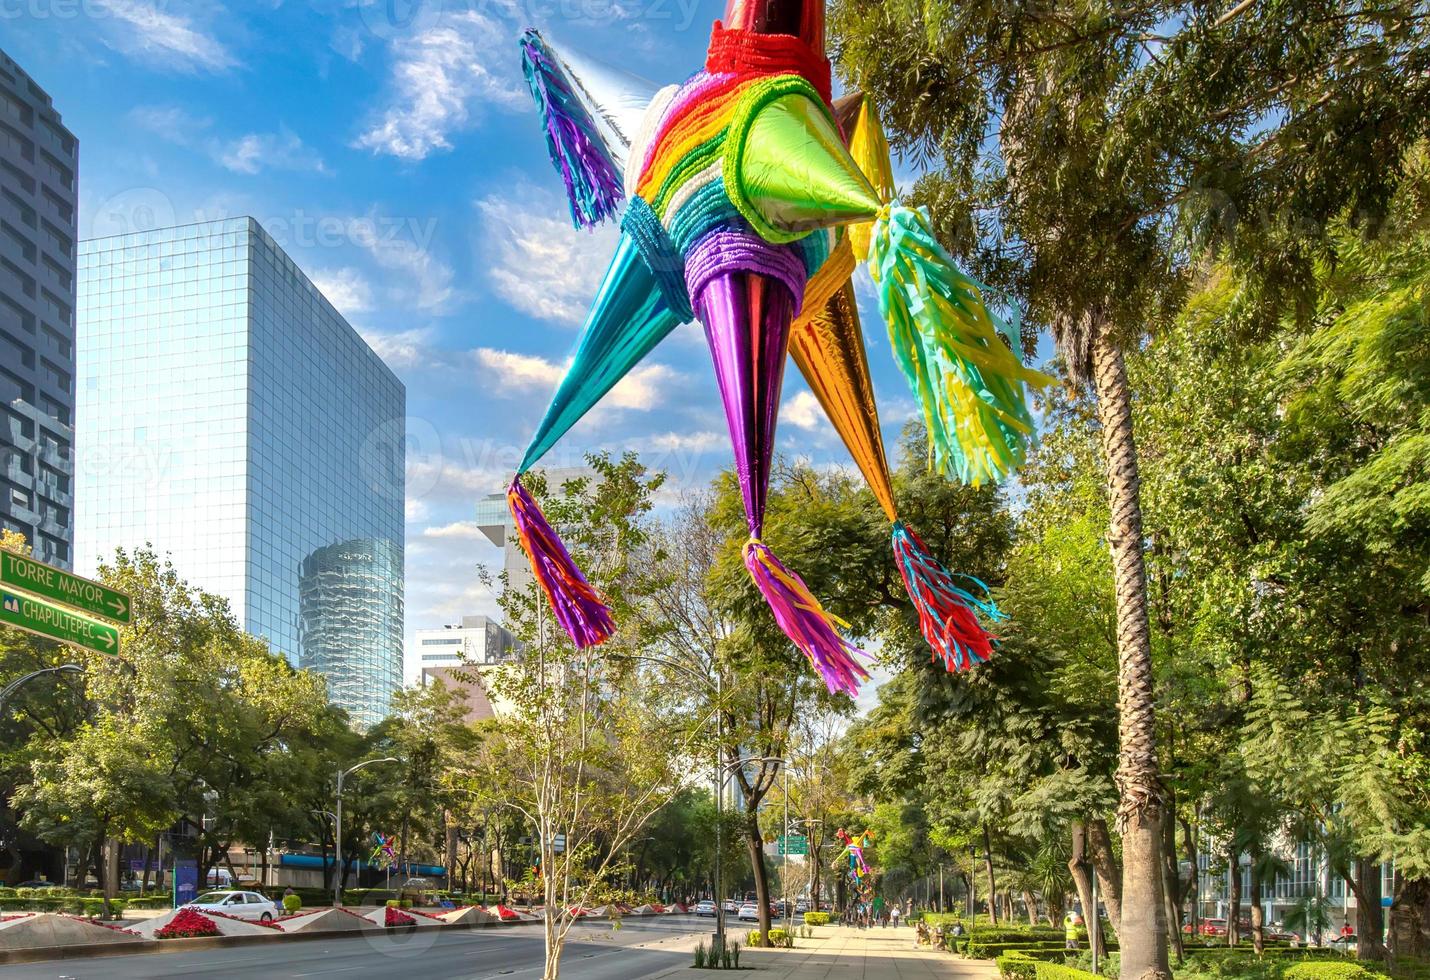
[778,834,809,856]
[0,590,119,655]
[0,552,131,624]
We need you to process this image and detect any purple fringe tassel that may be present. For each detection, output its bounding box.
[520,30,625,229]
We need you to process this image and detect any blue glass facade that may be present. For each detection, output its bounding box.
[75,217,404,726]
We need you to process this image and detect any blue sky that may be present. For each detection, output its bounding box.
[4,0,1036,710]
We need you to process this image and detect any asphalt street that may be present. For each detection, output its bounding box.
[0,914,708,980]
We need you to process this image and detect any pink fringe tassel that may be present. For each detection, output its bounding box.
[742,538,870,696]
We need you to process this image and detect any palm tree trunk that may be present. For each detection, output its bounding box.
[1091,332,1170,980]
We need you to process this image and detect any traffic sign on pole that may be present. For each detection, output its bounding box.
[0,552,131,624]
[778,834,808,856]
[0,590,119,655]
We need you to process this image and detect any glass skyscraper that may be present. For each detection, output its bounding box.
[76,217,405,727]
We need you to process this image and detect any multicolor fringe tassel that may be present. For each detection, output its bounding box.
[520,30,625,229]
[742,538,869,696]
[869,205,1053,485]
[891,522,1003,672]
[507,475,615,648]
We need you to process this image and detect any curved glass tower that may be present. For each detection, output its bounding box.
[76,217,405,726]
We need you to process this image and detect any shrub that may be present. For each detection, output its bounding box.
[283,894,302,914]
[732,943,741,969]
[386,899,400,908]
[999,951,1040,980]
[385,906,416,927]
[1285,964,1388,980]
[769,927,792,948]
[694,942,707,968]
[156,908,220,939]
[400,899,412,909]
[804,911,831,926]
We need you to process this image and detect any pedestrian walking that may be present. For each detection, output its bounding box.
[891,905,901,928]
[1064,911,1084,950]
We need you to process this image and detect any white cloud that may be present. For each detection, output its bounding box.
[475,189,620,326]
[472,348,564,391]
[471,348,679,412]
[783,390,825,431]
[128,104,210,137]
[312,267,375,316]
[214,129,327,175]
[610,363,678,410]
[128,107,326,177]
[645,431,724,453]
[355,10,526,161]
[405,498,430,523]
[352,221,456,313]
[359,327,435,370]
[97,0,236,72]
[422,520,488,540]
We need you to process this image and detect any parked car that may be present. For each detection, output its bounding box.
[722,899,738,913]
[737,903,760,922]
[695,900,717,917]
[185,890,279,922]
[795,899,810,913]
[13,880,59,889]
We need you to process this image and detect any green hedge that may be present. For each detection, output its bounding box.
[803,912,830,926]
[998,950,1102,980]
[968,941,1082,959]
[1283,964,1388,980]
[0,896,126,917]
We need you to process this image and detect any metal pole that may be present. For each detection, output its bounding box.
[782,763,789,928]
[0,664,82,716]
[714,670,724,950]
[940,865,944,912]
[1092,871,1101,974]
[334,769,344,908]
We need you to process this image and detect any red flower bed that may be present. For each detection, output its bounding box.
[156,908,220,939]
[407,907,447,920]
[385,906,416,927]
[494,905,521,921]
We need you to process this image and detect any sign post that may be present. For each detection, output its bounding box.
[778,834,809,857]
[0,591,119,655]
[0,552,129,655]
[0,552,131,624]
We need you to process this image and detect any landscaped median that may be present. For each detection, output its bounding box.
[0,903,692,964]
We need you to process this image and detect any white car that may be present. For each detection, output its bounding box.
[186,890,279,922]
[695,900,717,917]
[737,902,759,922]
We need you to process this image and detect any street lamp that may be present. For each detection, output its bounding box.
[0,664,83,716]
[333,758,399,907]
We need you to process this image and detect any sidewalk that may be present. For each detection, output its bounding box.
[649,925,999,980]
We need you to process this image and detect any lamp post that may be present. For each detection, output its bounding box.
[333,758,398,907]
[0,664,83,716]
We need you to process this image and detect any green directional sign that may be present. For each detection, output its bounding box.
[778,834,809,856]
[0,590,119,655]
[0,551,131,624]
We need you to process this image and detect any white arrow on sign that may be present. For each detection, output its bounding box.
[108,597,127,617]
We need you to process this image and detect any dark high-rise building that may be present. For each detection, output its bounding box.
[0,49,77,567]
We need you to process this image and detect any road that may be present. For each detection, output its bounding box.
[0,914,710,980]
